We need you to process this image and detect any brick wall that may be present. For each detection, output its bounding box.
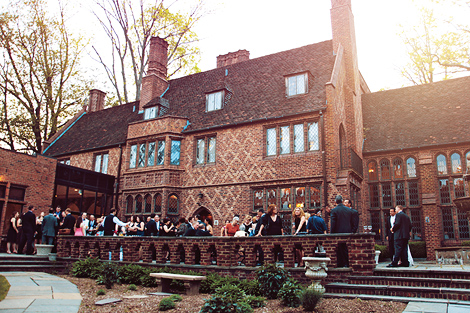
[69,147,121,177]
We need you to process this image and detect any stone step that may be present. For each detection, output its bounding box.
[374,268,470,280]
[0,264,67,273]
[349,275,470,289]
[325,282,470,301]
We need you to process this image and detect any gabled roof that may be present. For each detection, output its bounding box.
[43,101,140,157]
[44,40,335,157]
[362,76,470,153]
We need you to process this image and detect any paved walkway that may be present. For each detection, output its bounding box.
[0,272,81,313]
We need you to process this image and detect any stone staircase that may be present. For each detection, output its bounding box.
[324,265,470,304]
[0,253,68,274]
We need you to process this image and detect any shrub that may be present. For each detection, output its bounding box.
[158,297,175,311]
[238,279,261,296]
[301,288,323,312]
[71,257,102,278]
[409,241,426,258]
[278,279,302,308]
[461,240,470,246]
[200,284,252,313]
[169,294,183,302]
[96,262,119,289]
[127,284,137,291]
[255,263,289,299]
[96,289,106,295]
[139,267,158,287]
[119,264,144,285]
[245,295,266,308]
[375,244,391,262]
[199,273,221,294]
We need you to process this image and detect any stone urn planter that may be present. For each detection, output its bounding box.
[48,253,57,261]
[302,256,331,293]
[375,250,381,264]
[36,244,54,256]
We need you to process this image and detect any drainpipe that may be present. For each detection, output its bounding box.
[114,144,123,213]
[320,110,328,222]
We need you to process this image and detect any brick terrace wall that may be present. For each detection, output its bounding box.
[57,233,375,282]
[0,149,56,235]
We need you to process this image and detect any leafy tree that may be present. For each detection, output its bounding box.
[92,0,204,105]
[0,0,91,153]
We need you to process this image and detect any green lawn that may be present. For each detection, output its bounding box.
[0,275,10,301]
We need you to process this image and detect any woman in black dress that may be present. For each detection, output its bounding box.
[7,212,19,254]
[262,204,284,262]
[292,206,307,267]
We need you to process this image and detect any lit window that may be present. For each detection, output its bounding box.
[368,161,378,181]
[406,157,417,178]
[170,140,181,165]
[308,122,319,150]
[206,91,223,112]
[280,126,290,154]
[437,154,447,175]
[94,153,109,173]
[280,188,291,210]
[451,153,462,174]
[130,145,137,168]
[286,73,307,96]
[294,124,304,153]
[144,106,157,120]
[168,194,179,214]
[157,141,165,165]
[147,142,155,166]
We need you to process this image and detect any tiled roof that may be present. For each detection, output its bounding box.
[44,40,335,156]
[362,76,470,153]
[43,101,140,157]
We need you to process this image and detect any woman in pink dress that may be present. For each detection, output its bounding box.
[74,215,84,236]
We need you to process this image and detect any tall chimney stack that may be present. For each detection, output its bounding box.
[140,37,169,111]
[88,89,106,112]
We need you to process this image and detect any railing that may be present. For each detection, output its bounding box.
[57,233,376,276]
[338,147,363,177]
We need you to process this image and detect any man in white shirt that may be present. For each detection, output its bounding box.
[386,208,396,261]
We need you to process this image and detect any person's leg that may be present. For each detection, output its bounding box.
[18,233,26,254]
[400,240,410,267]
[388,238,395,261]
[6,242,11,254]
[391,239,405,266]
[25,232,34,255]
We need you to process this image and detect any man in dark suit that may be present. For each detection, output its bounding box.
[388,205,412,267]
[146,213,157,236]
[60,208,75,235]
[184,219,198,236]
[330,195,354,267]
[42,207,58,244]
[19,205,36,255]
[385,207,397,262]
[344,199,359,233]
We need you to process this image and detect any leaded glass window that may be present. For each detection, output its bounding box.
[393,158,403,179]
[267,189,277,207]
[309,186,321,208]
[95,154,101,172]
[138,144,146,167]
[154,193,162,214]
[144,194,152,213]
[157,141,165,165]
[454,178,465,199]
[196,139,205,164]
[458,208,470,239]
[439,179,451,204]
[437,154,447,175]
[170,140,181,165]
[280,188,291,210]
[168,194,179,214]
[207,91,223,112]
[395,182,405,206]
[408,181,419,206]
[380,159,391,180]
[148,142,155,166]
[294,124,304,153]
[295,187,306,208]
[126,196,133,214]
[266,128,276,156]
[410,209,422,240]
[442,207,455,239]
[451,153,462,174]
[370,184,380,208]
[208,137,216,163]
[254,189,264,211]
[382,183,392,208]
[144,106,156,120]
[368,161,378,181]
[287,73,307,96]
[280,126,290,154]
[308,122,319,151]
[130,145,137,168]
[102,154,108,174]
[135,195,143,213]
[406,157,417,178]
[370,211,382,240]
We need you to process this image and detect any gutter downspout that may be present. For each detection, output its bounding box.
[114,143,123,213]
[320,110,329,226]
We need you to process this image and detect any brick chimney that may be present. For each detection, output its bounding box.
[140,37,169,111]
[88,89,106,112]
[216,50,250,68]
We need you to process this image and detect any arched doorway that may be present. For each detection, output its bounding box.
[193,207,213,226]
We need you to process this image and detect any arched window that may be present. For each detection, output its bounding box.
[126,195,133,214]
[393,158,403,179]
[135,195,143,213]
[144,194,152,213]
[437,154,447,175]
[406,157,417,178]
[380,159,391,180]
[168,194,179,215]
[368,161,378,181]
[154,193,162,214]
[451,153,462,174]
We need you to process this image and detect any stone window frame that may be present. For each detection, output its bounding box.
[194,134,217,166]
[93,151,109,174]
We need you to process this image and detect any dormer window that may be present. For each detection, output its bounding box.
[286,73,308,96]
[144,106,157,120]
[206,91,223,112]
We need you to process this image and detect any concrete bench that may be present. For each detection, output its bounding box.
[150,273,206,295]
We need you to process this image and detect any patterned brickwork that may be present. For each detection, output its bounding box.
[69,147,121,177]
[127,116,187,140]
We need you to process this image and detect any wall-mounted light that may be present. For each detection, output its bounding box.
[198,193,204,199]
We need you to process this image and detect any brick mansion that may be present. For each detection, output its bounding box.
[1,0,469,260]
